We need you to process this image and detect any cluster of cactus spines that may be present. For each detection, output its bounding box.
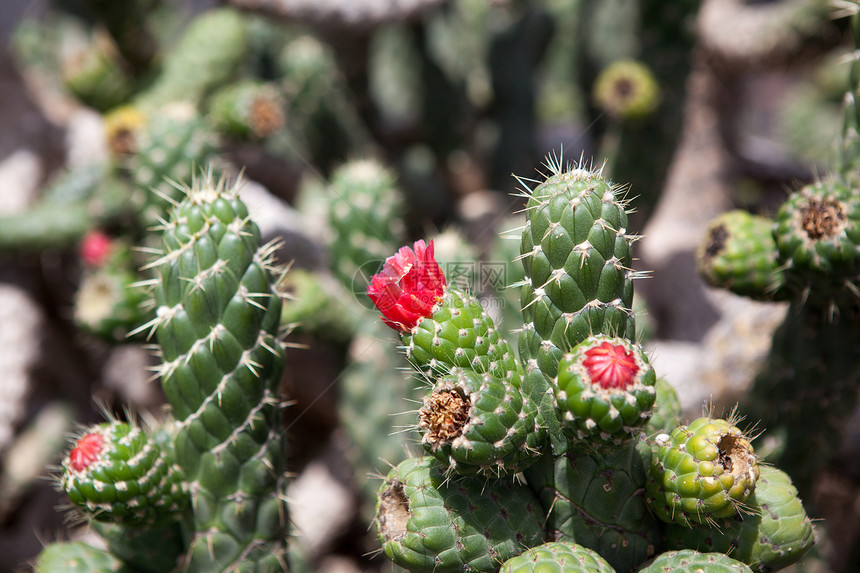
[375,456,545,572]
[499,541,615,573]
[664,465,815,572]
[645,416,759,528]
[365,156,816,573]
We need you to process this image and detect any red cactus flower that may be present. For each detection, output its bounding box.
[582,341,639,390]
[69,432,105,472]
[367,239,446,331]
[80,230,114,267]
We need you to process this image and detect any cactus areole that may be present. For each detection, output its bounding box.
[582,340,639,390]
[367,239,446,331]
[69,432,105,472]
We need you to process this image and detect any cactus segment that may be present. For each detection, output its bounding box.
[368,240,524,389]
[60,421,189,526]
[554,335,656,449]
[774,179,860,304]
[419,368,539,477]
[499,541,616,572]
[329,159,406,292]
[128,106,220,228]
[134,8,248,110]
[638,550,754,572]
[664,465,815,572]
[33,541,135,573]
[152,174,288,571]
[519,165,637,379]
[646,417,759,527]
[62,31,134,112]
[525,442,660,573]
[697,210,786,301]
[208,80,286,140]
[91,521,185,573]
[375,457,544,573]
[404,287,524,388]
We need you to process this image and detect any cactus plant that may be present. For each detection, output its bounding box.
[695,3,860,503]
[364,159,815,573]
[37,173,292,572]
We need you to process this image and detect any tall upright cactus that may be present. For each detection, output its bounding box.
[38,173,292,572]
[149,173,288,571]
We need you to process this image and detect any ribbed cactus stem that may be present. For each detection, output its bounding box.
[838,7,860,180]
[150,173,288,571]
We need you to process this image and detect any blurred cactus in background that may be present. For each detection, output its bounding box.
[0,0,859,572]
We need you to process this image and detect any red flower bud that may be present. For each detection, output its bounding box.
[80,230,114,268]
[69,432,105,472]
[367,240,446,331]
[582,341,639,390]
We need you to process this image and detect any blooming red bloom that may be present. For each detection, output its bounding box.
[582,341,639,390]
[69,432,105,472]
[367,239,446,331]
[80,230,114,267]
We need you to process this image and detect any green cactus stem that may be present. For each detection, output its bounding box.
[517,161,640,381]
[208,80,286,140]
[697,210,786,301]
[126,105,220,230]
[645,378,682,436]
[150,172,289,571]
[0,174,130,252]
[646,416,759,527]
[61,30,135,112]
[773,179,860,308]
[418,368,538,477]
[525,442,660,573]
[665,465,815,572]
[638,550,753,573]
[499,541,616,573]
[60,420,189,527]
[33,541,135,573]
[134,8,249,111]
[327,158,406,293]
[375,456,545,573]
[553,334,656,450]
